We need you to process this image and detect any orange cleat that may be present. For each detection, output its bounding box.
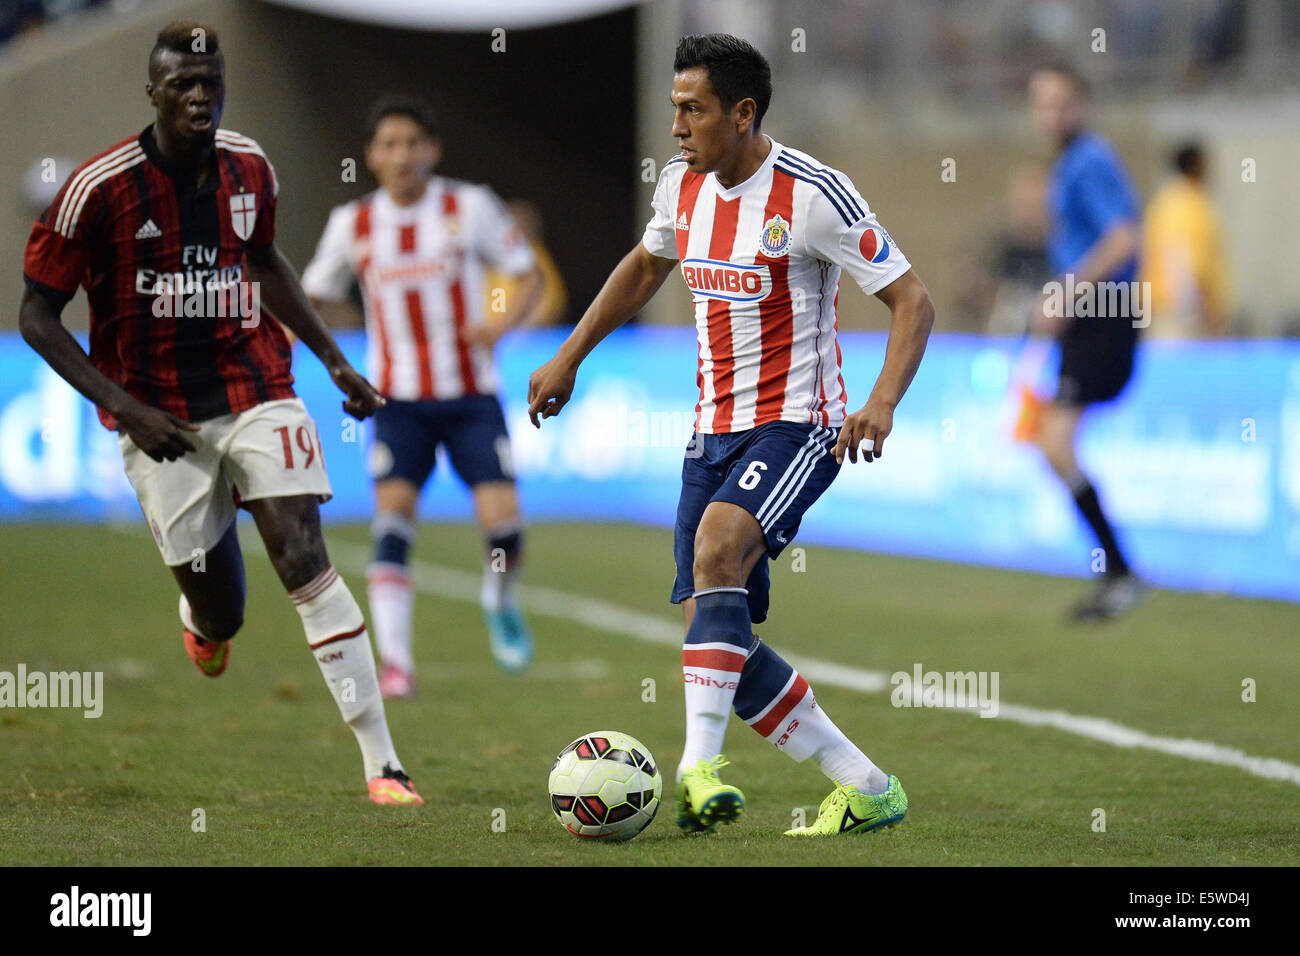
[368,764,424,805]
[184,629,229,677]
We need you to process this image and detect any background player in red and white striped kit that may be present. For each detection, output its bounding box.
[303,98,543,695]
[530,34,935,837]
[18,22,422,805]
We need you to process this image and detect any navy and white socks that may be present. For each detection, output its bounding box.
[367,509,416,674]
[678,587,752,779]
[734,636,889,794]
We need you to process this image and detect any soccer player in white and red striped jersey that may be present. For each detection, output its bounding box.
[529,34,935,837]
[304,98,543,694]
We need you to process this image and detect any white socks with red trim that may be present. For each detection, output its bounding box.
[290,565,401,781]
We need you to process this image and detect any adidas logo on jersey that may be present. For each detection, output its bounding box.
[675,211,689,231]
[135,219,162,240]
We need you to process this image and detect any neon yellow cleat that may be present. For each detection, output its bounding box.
[784,775,907,836]
[675,755,744,833]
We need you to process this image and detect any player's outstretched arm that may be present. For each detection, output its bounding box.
[19,287,199,461]
[527,243,676,427]
[835,268,935,465]
[1034,220,1139,337]
[246,243,384,421]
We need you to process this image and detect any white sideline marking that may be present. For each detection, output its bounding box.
[325,541,1300,787]
[422,659,611,681]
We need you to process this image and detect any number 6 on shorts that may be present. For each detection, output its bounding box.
[739,460,767,490]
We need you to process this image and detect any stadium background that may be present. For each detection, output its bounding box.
[2,0,1299,600]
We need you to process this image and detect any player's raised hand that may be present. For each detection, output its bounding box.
[116,401,200,462]
[463,320,506,350]
[527,356,577,428]
[331,364,386,420]
[834,398,894,464]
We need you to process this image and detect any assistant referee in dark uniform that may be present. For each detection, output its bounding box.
[1028,64,1146,621]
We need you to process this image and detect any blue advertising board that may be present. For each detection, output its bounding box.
[2,329,1296,601]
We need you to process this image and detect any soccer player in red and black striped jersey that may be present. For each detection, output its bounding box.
[19,21,422,805]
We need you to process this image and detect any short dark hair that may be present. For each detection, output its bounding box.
[149,21,221,81]
[1173,142,1204,176]
[673,33,772,128]
[365,95,439,142]
[1031,61,1090,98]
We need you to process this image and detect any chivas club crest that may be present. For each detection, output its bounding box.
[759,214,791,258]
[230,192,257,241]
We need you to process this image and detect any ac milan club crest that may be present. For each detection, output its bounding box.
[230,192,257,241]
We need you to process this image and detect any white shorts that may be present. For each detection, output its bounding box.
[119,397,333,566]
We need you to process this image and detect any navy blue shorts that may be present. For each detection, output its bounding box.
[671,421,840,624]
[369,394,515,488]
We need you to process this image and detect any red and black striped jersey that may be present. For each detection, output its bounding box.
[23,124,295,429]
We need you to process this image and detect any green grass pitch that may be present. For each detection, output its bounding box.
[1,520,1297,865]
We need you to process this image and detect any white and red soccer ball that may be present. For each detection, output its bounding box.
[548,731,662,841]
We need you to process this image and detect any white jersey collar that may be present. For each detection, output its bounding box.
[376,179,438,216]
[710,135,782,201]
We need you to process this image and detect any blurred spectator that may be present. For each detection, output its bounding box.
[1141,143,1232,337]
[487,199,568,327]
[2,0,124,46]
[985,164,1053,336]
[1,1,45,43]
[1196,0,1248,67]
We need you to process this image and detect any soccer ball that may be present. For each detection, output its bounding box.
[548,731,662,841]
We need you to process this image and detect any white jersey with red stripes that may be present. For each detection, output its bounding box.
[641,136,911,434]
[302,177,535,401]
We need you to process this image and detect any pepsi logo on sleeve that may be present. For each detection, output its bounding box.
[858,226,891,264]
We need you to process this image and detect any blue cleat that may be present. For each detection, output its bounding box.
[485,605,533,673]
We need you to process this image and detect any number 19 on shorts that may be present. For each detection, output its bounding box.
[274,424,326,472]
